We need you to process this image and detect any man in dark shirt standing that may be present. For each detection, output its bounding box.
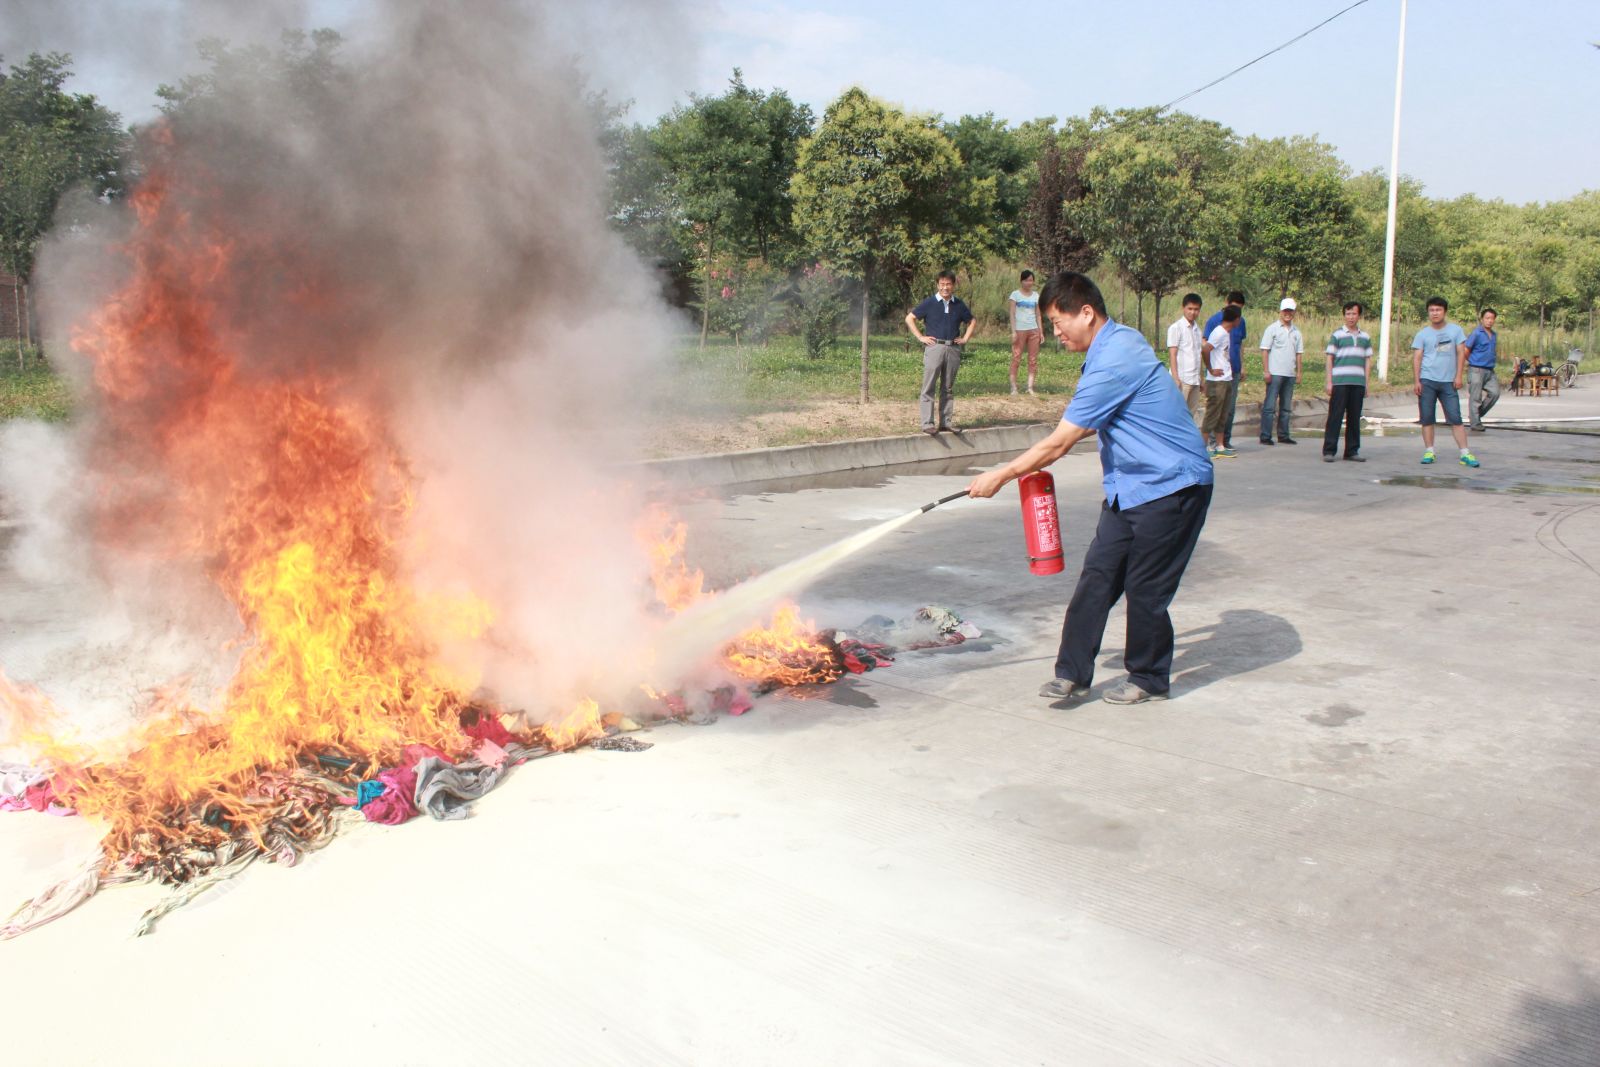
[905,270,976,434]
[1202,291,1247,449]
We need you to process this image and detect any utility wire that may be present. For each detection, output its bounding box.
[1159,0,1375,112]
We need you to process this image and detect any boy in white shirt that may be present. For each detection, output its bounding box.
[1201,306,1239,458]
[1165,292,1204,421]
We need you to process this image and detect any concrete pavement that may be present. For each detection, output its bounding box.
[3,383,1600,1064]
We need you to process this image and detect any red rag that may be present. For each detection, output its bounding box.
[462,712,514,747]
[401,743,451,769]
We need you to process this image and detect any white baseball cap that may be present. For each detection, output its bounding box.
[1280,298,1297,311]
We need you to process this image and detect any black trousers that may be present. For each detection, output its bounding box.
[1054,483,1212,695]
[1323,384,1365,457]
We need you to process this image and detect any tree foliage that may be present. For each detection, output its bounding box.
[791,88,962,402]
[0,52,128,283]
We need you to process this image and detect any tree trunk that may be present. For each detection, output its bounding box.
[12,281,22,369]
[1136,292,1144,334]
[699,227,714,350]
[1153,292,1163,339]
[1119,277,1126,321]
[859,262,872,404]
[22,281,35,353]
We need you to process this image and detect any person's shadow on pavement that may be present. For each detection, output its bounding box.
[1101,608,1302,695]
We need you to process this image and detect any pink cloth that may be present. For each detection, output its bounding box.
[361,765,418,826]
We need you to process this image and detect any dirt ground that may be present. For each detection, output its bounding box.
[644,392,1067,457]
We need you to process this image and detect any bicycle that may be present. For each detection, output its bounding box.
[1557,347,1582,388]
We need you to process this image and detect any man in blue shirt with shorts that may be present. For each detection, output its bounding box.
[1411,295,1479,467]
[968,272,1215,705]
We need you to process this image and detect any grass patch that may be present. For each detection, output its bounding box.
[656,322,1430,420]
[0,345,71,422]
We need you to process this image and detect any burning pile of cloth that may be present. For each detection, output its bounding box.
[1,605,980,940]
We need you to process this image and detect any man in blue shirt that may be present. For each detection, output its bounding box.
[968,272,1215,705]
[1411,295,1478,467]
[1463,307,1501,433]
[905,270,976,435]
[1202,291,1246,448]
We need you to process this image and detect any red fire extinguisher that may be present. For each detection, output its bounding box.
[1018,472,1064,575]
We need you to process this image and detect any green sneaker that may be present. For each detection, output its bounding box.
[1460,452,1480,468]
[1421,449,1436,464]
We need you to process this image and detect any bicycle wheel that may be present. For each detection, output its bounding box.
[1559,363,1576,387]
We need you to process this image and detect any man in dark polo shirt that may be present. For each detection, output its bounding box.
[968,272,1214,705]
[905,270,976,434]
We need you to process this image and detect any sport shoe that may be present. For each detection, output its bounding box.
[1207,446,1219,461]
[1322,454,1336,463]
[1278,437,1298,445]
[1039,678,1090,701]
[1460,452,1480,468]
[1216,447,1237,458]
[1344,455,1366,462]
[1103,681,1169,705]
[1421,449,1435,464]
[1010,385,1019,395]
[1259,437,1274,446]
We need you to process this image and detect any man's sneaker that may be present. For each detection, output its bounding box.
[1344,455,1366,462]
[1207,446,1219,461]
[1460,452,1481,468]
[1322,454,1336,463]
[1216,447,1238,458]
[1278,437,1298,445]
[1421,449,1436,464]
[1470,425,1486,434]
[1259,437,1274,446]
[1039,678,1090,701]
[1103,681,1169,705]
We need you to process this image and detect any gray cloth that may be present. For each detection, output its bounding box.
[412,743,544,820]
[1468,366,1500,427]
[920,342,962,430]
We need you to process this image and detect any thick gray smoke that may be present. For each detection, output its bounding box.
[0,0,697,743]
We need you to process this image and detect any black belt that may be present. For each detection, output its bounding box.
[932,338,962,344]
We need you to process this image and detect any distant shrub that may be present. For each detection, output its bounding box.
[794,265,848,360]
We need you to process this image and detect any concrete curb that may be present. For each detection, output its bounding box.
[637,388,1413,489]
[642,423,1057,488]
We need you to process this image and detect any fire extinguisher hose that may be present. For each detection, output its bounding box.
[919,490,970,513]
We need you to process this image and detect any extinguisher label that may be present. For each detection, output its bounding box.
[1032,497,1061,554]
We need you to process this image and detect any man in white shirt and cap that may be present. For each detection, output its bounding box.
[1257,297,1304,445]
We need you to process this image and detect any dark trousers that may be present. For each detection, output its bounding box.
[1322,384,1365,457]
[1221,377,1240,446]
[1055,483,1213,695]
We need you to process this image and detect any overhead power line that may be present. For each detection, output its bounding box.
[1159,0,1375,113]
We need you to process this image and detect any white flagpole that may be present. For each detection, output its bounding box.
[1377,0,1408,381]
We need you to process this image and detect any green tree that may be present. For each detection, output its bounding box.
[1521,236,1569,338]
[653,70,812,345]
[943,113,1031,260]
[1070,130,1202,333]
[1240,164,1357,300]
[791,88,962,402]
[1451,241,1516,315]
[0,52,128,358]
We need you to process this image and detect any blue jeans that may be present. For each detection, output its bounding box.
[1418,379,1462,426]
[1259,375,1295,440]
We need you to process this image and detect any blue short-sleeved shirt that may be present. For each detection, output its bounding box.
[912,296,974,341]
[1064,320,1215,509]
[1203,308,1247,376]
[1463,325,1498,369]
[1412,323,1468,382]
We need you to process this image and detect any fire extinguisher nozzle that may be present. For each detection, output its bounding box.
[920,490,970,513]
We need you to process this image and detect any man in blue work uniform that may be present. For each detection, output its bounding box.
[905,270,976,434]
[968,272,1215,705]
[1463,308,1501,433]
[1202,291,1246,449]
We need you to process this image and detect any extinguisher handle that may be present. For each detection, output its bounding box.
[919,490,970,513]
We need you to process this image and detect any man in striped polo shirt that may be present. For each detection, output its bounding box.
[1322,301,1373,462]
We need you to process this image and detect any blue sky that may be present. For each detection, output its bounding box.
[655,0,1600,204]
[10,0,1597,204]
